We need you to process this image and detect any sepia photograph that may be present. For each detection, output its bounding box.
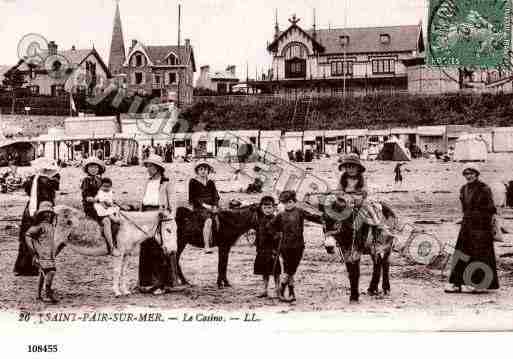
[1,0,513,356]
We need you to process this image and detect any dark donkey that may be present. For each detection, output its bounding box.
[175,202,259,288]
[331,203,396,302]
[310,193,397,303]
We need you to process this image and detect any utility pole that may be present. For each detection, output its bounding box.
[177,3,181,107]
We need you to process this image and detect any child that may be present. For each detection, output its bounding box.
[253,196,281,298]
[338,154,388,236]
[25,201,59,304]
[94,177,120,256]
[394,163,404,184]
[267,190,322,302]
[188,162,219,254]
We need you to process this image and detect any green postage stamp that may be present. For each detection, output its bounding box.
[428,0,512,68]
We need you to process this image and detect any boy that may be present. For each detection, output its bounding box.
[253,196,281,298]
[25,201,59,304]
[267,190,323,302]
[94,177,120,256]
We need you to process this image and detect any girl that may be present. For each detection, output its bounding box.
[14,157,60,276]
[188,162,220,254]
[94,177,120,256]
[253,196,281,298]
[25,201,59,303]
[80,157,117,255]
[338,154,385,232]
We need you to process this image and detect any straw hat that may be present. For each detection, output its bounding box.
[83,156,106,175]
[338,153,365,173]
[35,201,55,218]
[194,161,214,174]
[463,165,480,176]
[143,154,166,173]
[31,157,59,178]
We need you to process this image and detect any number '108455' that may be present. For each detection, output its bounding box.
[27,345,58,353]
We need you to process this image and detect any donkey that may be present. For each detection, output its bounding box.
[175,203,260,288]
[308,194,397,303]
[52,205,177,297]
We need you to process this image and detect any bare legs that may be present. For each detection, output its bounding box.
[203,217,213,253]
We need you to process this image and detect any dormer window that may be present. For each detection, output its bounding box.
[167,54,178,65]
[340,35,349,46]
[380,34,391,44]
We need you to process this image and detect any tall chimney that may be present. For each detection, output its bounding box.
[48,41,58,56]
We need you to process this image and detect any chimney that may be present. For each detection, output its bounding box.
[200,65,210,74]
[185,38,190,48]
[131,39,138,49]
[71,45,76,51]
[48,41,58,56]
[226,65,236,76]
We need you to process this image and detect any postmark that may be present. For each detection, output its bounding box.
[428,0,512,69]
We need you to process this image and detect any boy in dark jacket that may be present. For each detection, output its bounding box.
[253,196,281,298]
[267,190,322,302]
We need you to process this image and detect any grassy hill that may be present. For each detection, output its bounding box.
[183,93,513,131]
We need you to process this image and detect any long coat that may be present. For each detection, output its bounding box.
[449,180,499,289]
[138,174,178,291]
[14,174,60,276]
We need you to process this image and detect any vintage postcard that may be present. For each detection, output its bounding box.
[2,0,513,356]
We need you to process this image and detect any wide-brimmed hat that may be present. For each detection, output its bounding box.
[143,154,166,173]
[463,166,480,176]
[83,156,106,175]
[31,157,59,178]
[35,201,55,218]
[194,162,214,174]
[338,154,365,173]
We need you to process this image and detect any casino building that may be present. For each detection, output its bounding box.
[250,14,425,96]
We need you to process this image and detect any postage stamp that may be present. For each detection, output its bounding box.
[428,0,512,68]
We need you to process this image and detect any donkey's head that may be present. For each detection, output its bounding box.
[53,205,104,249]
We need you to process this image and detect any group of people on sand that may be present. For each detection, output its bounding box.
[12,150,500,303]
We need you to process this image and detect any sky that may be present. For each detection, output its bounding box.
[0,0,427,81]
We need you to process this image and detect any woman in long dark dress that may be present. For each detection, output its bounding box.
[188,162,219,254]
[14,158,60,276]
[446,166,499,293]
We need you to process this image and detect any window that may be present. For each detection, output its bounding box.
[380,34,391,44]
[136,54,143,67]
[372,59,395,74]
[135,72,143,85]
[29,85,39,95]
[51,84,64,96]
[330,61,353,76]
[154,74,161,85]
[168,72,177,84]
[167,54,177,65]
[283,42,308,59]
[340,36,350,46]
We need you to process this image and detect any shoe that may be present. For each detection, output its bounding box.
[367,288,380,296]
[257,291,268,298]
[349,296,359,304]
[153,288,165,295]
[45,290,59,304]
[444,284,462,293]
[205,248,214,254]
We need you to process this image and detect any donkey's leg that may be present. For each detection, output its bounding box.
[345,260,361,303]
[368,254,382,296]
[176,240,190,286]
[382,248,391,295]
[112,254,123,297]
[120,254,131,296]
[217,245,231,288]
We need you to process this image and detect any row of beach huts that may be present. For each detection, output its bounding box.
[3,115,513,164]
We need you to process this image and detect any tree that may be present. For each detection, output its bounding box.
[2,61,26,114]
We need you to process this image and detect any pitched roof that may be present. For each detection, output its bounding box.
[268,24,325,53]
[13,48,111,77]
[130,43,196,72]
[309,25,424,54]
[210,69,239,81]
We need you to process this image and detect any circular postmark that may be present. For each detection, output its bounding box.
[428,0,513,82]
[17,33,48,67]
[44,53,72,80]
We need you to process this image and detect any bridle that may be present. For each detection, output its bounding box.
[116,208,167,248]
